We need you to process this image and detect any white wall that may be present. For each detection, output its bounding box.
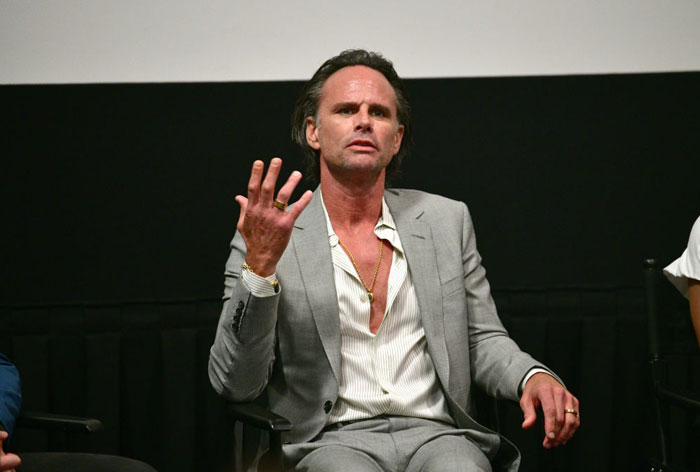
[1,0,699,84]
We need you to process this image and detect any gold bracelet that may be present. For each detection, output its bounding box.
[241,263,279,288]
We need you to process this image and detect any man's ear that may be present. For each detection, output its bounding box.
[306,117,321,151]
[392,124,405,155]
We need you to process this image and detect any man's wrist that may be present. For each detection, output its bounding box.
[241,263,279,289]
[241,265,280,297]
[243,253,278,278]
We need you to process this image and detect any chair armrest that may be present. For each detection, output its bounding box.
[226,401,292,432]
[17,411,104,434]
[655,384,700,411]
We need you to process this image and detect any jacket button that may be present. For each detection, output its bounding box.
[323,401,332,413]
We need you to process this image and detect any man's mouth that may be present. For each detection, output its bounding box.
[347,139,377,150]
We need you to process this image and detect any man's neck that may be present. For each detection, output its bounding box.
[320,168,385,234]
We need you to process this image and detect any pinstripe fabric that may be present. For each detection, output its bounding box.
[321,197,453,425]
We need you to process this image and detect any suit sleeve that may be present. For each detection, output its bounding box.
[459,203,560,401]
[208,231,279,402]
[0,353,22,438]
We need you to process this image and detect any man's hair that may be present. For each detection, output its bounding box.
[290,49,412,184]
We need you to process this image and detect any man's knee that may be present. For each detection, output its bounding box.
[406,435,492,472]
[294,445,383,472]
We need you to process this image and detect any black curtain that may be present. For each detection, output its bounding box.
[2,72,699,471]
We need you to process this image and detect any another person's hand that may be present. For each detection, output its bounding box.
[520,372,580,448]
[0,431,21,472]
[235,158,313,277]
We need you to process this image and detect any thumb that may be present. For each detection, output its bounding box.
[235,195,248,228]
[520,396,538,429]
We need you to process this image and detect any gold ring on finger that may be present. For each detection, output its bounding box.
[273,199,288,211]
[564,409,578,416]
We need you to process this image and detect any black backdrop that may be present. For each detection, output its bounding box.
[2,72,699,471]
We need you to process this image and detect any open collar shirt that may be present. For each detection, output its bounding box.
[319,195,453,424]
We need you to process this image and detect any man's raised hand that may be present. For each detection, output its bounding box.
[235,158,313,277]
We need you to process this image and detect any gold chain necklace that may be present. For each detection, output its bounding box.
[338,237,383,303]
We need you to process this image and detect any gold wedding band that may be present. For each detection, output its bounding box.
[564,409,578,416]
[273,200,288,211]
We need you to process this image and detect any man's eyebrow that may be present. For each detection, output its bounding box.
[332,101,359,110]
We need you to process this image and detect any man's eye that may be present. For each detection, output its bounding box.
[371,110,386,117]
[339,108,353,115]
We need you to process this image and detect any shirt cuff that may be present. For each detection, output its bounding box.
[241,268,279,297]
[520,368,552,393]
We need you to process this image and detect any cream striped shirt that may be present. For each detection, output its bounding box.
[321,197,453,424]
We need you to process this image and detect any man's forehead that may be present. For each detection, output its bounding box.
[319,65,397,105]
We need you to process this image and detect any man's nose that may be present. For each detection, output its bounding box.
[354,109,372,132]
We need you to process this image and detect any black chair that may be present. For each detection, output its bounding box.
[13,410,158,472]
[227,400,291,472]
[643,258,700,472]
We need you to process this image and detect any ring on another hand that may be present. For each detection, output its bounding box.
[273,200,288,211]
[564,409,578,416]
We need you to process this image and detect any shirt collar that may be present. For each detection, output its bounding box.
[319,190,401,252]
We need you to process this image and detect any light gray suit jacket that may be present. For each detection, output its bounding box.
[209,188,551,471]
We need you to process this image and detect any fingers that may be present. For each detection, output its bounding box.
[247,158,303,209]
[235,195,248,231]
[247,160,264,206]
[521,373,580,449]
[288,190,314,220]
[548,390,580,446]
[260,157,282,202]
[539,396,558,448]
[559,398,581,444]
[520,394,538,429]
[0,458,21,470]
[242,158,309,220]
[0,453,22,471]
[542,393,580,448]
[550,389,567,446]
[234,158,311,275]
[0,431,22,471]
[276,170,303,204]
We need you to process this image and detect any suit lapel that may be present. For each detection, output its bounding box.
[385,190,451,390]
[291,189,342,383]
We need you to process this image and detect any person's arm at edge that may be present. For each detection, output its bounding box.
[688,279,700,347]
[0,354,21,438]
[0,354,22,471]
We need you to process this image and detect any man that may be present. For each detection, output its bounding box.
[209,49,580,471]
[0,353,22,472]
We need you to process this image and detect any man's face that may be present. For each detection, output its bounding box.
[305,65,404,178]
